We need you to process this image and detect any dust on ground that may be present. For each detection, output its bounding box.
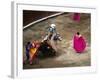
[23,13,91,69]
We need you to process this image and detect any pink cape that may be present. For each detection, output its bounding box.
[73,13,80,22]
[73,35,86,53]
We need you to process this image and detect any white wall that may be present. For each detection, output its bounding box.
[0,0,100,80]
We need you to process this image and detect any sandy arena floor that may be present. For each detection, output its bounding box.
[23,13,91,69]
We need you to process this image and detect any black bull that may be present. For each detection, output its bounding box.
[35,33,62,58]
[35,41,56,59]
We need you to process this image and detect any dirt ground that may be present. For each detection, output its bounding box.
[23,13,91,69]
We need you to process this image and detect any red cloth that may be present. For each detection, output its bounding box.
[73,13,80,22]
[73,35,86,53]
